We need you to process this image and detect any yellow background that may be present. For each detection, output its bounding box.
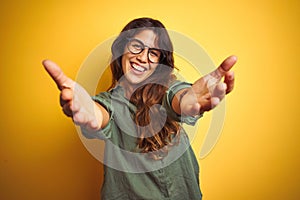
[1,0,299,199]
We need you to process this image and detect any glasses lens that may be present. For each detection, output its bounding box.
[128,39,143,54]
[127,39,163,63]
[148,49,162,63]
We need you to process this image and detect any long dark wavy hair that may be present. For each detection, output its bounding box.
[109,17,180,159]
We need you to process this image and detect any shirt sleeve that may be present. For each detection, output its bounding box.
[162,81,202,125]
[81,92,114,140]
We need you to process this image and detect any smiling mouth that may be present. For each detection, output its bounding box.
[131,62,147,72]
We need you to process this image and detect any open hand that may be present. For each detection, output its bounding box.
[180,55,237,115]
[43,60,103,131]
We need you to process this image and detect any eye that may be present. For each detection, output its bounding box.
[131,43,143,50]
[129,39,144,51]
[149,49,161,57]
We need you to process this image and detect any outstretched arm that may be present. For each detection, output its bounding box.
[172,55,237,116]
[43,60,110,131]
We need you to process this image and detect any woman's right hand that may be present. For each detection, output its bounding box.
[43,60,104,131]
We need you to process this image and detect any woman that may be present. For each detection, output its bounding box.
[43,17,236,199]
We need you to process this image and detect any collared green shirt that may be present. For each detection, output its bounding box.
[82,81,203,200]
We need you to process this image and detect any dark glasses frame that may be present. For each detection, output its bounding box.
[126,38,165,63]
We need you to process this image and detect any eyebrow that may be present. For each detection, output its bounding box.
[133,38,158,49]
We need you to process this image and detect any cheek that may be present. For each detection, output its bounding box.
[121,55,125,66]
[150,64,159,71]
[122,53,129,65]
[122,52,133,64]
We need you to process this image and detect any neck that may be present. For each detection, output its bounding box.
[119,80,139,100]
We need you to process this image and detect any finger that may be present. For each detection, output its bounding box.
[73,110,87,126]
[89,118,101,130]
[212,82,226,101]
[42,59,74,90]
[60,88,73,106]
[72,112,82,125]
[198,98,212,113]
[206,55,237,81]
[183,102,201,116]
[72,108,100,131]
[210,97,220,109]
[62,102,73,117]
[224,71,235,94]
[70,96,81,113]
[199,83,226,114]
[217,55,237,75]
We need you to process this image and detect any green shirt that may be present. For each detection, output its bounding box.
[82,81,203,200]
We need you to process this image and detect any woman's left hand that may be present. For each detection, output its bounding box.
[179,55,237,116]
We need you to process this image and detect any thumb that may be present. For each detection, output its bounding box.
[213,55,237,78]
[203,55,237,87]
[42,59,74,90]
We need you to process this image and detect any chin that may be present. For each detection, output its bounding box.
[125,75,148,86]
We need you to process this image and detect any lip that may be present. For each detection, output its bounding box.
[130,62,148,74]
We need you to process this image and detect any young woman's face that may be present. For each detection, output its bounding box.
[121,29,160,85]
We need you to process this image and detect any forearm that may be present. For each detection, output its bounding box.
[94,101,110,129]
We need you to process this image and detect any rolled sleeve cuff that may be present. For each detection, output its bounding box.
[163,81,202,125]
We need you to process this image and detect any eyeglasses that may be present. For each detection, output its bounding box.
[126,38,164,63]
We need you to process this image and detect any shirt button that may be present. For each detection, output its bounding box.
[163,192,169,198]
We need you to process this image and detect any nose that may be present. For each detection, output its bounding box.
[136,48,148,63]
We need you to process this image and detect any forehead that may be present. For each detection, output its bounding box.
[133,29,158,48]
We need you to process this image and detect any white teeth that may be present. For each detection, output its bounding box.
[132,63,145,72]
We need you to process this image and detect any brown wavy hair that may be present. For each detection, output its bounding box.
[109,18,180,159]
